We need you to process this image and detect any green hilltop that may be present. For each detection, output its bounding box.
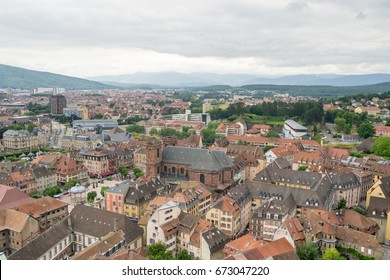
[0,64,112,90]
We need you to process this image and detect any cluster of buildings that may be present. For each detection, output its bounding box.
[1,88,390,261]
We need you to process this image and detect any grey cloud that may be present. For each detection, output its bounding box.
[0,0,389,76]
[356,11,368,19]
[287,1,309,11]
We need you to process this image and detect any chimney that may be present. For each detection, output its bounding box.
[113,218,118,232]
[67,215,72,230]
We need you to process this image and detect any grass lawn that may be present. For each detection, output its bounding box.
[240,114,285,125]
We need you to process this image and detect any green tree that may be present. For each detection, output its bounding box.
[337,198,347,210]
[298,165,308,171]
[263,145,274,153]
[372,137,390,158]
[159,127,178,137]
[132,167,144,178]
[100,186,110,197]
[118,165,129,177]
[29,191,42,199]
[176,249,194,260]
[27,123,36,133]
[343,123,352,134]
[87,191,97,203]
[150,127,159,135]
[94,113,104,119]
[42,186,62,197]
[63,179,80,191]
[266,130,280,138]
[357,121,375,139]
[334,117,346,132]
[147,242,174,260]
[323,248,345,260]
[201,128,216,146]
[126,125,146,134]
[296,243,320,260]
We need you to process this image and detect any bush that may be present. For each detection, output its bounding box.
[87,191,97,203]
[336,247,374,260]
[43,186,62,197]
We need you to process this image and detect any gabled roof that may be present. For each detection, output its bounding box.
[202,227,230,253]
[0,185,34,210]
[247,176,333,209]
[162,146,234,172]
[70,205,143,243]
[224,234,266,255]
[328,172,361,190]
[254,166,323,188]
[284,216,305,242]
[213,196,240,215]
[367,196,390,219]
[13,197,68,219]
[335,226,383,252]
[31,165,56,178]
[8,218,72,260]
[124,178,165,204]
[225,237,298,260]
[0,208,30,232]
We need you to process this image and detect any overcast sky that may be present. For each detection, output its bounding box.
[0,0,389,77]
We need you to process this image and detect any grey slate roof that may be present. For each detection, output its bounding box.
[162,146,234,172]
[70,205,143,244]
[353,137,374,153]
[367,197,390,219]
[254,167,322,189]
[328,172,360,190]
[108,132,131,142]
[178,212,200,234]
[32,165,55,178]
[247,176,333,209]
[271,158,292,169]
[202,227,230,253]
[3,129,30,136]
[8,218,72,260]
[124,178,165,204]
[228,184,252,209]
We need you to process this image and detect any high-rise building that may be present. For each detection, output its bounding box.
[50,94,67,115]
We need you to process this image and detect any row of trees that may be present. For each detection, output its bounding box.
[150,127,196,139]
[209,101,324,125]
[297,243,345,260]
[147,242,195,260]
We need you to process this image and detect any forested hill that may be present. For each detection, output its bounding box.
[0,64,111,90]
[240,82,390,97]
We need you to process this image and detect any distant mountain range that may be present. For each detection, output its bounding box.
[90,72,390,87]
[1,63,390,97]
[0,64,110,90]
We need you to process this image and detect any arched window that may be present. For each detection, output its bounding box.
[164,166,167,173]
[157,167,160,174]
[200,174,205,184]
[172,166,176,174]
[180,167,184,174]
[157,148,160,158]
[231,170,234,179]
